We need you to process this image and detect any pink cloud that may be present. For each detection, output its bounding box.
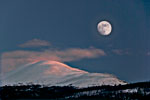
[19,39,51,48]
[1,47,106,73]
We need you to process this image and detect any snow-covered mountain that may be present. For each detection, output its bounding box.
[1,61,126,87]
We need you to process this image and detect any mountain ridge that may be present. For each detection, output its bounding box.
[1,60,126,87]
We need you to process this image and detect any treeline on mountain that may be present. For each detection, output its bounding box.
[0,81,150,100]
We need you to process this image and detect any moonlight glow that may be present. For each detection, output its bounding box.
[97,21,112,36]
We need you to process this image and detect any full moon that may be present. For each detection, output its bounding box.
[97,21,112,36]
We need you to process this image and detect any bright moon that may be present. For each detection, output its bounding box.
[97,21,112,36]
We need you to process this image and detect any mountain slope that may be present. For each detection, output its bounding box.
[1,61,126,87]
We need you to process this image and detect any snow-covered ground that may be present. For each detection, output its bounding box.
[122,88,138,93]
[1,60,126,87]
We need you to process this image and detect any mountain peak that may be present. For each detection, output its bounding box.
[38,60,88,76]
[2,60,126,87]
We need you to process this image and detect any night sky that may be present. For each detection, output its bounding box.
[0,0,150,83]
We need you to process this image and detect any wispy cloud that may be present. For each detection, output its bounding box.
[147,52,150,56]
[1,47,106,73]
[19,39,51,48]
[112,49,130,55]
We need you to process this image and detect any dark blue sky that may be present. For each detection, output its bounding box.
[0,0,150,83]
